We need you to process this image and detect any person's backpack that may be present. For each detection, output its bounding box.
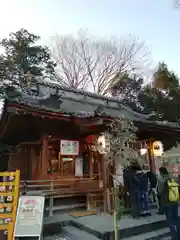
[166,179,180,202]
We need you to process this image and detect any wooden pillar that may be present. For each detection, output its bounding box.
[101,154,108,212]
[24,147,31,180]
[39,148,42,179]
[97,154,101,185]
[18,146,26,180]
[30,148,39,180]
[41,135,49,179]
[89,147,93,178]
[147,140,155,173]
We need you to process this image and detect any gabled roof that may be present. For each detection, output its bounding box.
[2,80,180,130]
[3,80,149,121]
[1,80,180,147]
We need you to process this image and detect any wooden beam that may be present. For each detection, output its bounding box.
[8,103,112,128]
[16,140,41,148]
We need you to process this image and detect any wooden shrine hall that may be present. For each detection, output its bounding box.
[0,81,180,214]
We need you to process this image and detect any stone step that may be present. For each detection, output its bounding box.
[44,227,170,240]
[62,226,100,240]
[43,210,172,239]
[125,228,169,240]
[71,214,168,239]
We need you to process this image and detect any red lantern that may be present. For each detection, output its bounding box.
[85,135,96,144]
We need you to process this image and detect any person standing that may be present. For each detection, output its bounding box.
[138,167,151,216]
[129,159,141,219]
[123,166,131,209]
[145,164,157,204]
[157,167,180,240]
[156,172,165,214]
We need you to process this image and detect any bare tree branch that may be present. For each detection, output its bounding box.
[50,31,151,94]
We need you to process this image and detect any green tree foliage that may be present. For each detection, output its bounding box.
[110,62,180,122]
[139,62,180,121]
[0,28,56,93]
[109,72,144,113]
[152,62,179,89]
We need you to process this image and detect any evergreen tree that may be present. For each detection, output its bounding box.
[0,28,56,94]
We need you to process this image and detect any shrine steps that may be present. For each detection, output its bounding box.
[69,215,169,239]
[61,226,170,240]
[43,209,171,240]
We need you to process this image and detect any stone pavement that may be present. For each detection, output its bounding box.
[43,208,172,239]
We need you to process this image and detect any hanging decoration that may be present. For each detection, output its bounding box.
[152,141,164,157]
[140,148,147,156]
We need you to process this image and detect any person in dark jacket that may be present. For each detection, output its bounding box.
[156,173,165,215]
[123,166,131,208]
[129,159,141,218]
[138,167,151,216]
[157,167,180,240]
[143,164,157,204]
[147,169,157,204]
[147,169,157,189]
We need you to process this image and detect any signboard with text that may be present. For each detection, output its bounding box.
[14,196,45,239]
[60,140,79,155]
[0,170,20,240]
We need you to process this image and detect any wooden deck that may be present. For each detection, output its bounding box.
[19,178,104,216]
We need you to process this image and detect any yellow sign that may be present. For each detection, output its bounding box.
[0,170,20,240]
[152,141,164,157]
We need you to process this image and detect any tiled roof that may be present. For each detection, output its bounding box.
[3,80,180,129]
[5,80,148,121]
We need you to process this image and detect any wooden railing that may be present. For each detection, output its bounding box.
[19,175,101,194]
[19,176,104,216]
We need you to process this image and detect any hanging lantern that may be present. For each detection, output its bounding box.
[85,135,96,144]
[97,135,108,154]
[152,141,164,157]
[97,135,106,149]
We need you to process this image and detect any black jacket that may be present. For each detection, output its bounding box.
[123,168,131,193]
[137,171,149,192]
[147,171,157,189]
[128,166,141,191]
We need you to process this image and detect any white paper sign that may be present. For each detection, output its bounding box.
[14,196,45,238]
[61,140,79,155]
[75,157,83,176]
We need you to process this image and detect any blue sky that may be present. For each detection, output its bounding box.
[0,0,180,75]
